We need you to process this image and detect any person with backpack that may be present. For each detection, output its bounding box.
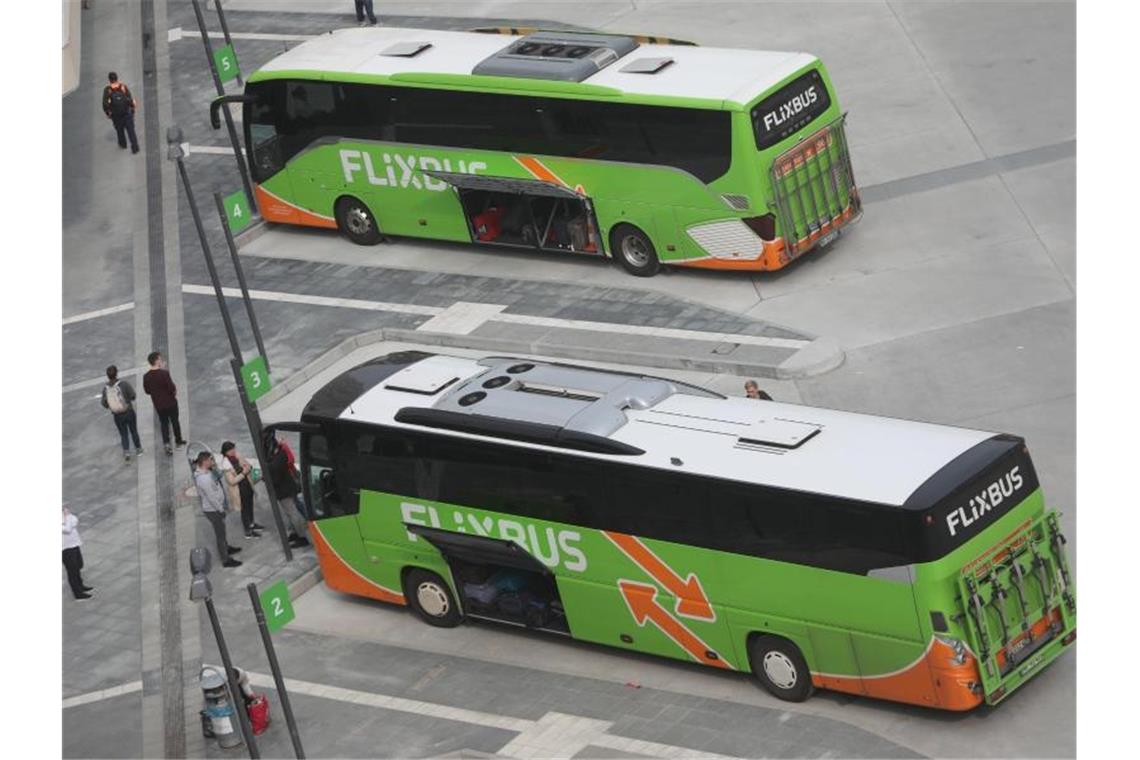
[102,71,139,154]
[142,351,187,455]
[101,365,143,461]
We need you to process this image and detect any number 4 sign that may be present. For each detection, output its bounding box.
[223,189,252,234]
[259,580,295,633]
[240,355,272,404]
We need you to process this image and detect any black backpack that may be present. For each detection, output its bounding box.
[108,87,131,117]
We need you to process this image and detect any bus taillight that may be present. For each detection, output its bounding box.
[742,214,776,240]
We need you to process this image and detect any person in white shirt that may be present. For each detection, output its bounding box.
[62,506,93,600]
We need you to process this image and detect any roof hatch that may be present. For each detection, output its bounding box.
[472,31,639,82]
[381,41,432,57]
[620,57,674,74]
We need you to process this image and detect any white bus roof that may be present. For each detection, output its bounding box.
[256,27,818,107]
[323,354,995,508]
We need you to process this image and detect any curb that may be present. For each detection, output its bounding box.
[289,565,323,599]
[257,325,843,410]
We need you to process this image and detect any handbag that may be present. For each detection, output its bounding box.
[245,693,271,735]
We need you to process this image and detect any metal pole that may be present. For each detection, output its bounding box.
[190,0,255,207]
[247,584,305,758]
[213,0,243,86]
[205,597,261,758]
[173,142,292,562]
[176,156,244,365]
[214,192,269,373]
[231,358,294,562]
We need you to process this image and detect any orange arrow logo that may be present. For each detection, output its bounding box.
[604,531,715,621]
[618,580,732,670]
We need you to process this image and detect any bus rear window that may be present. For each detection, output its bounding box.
[751,69,831,151]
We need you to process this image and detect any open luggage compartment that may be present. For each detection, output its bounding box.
[425,170,601,255]
[407,524,570,635]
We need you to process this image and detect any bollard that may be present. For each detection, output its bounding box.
[200,666,244,749]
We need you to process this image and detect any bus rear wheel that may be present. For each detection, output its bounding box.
[404,569,463,628]
[335,196,382,246]
[749,635,814,702]
[611,223,661,277]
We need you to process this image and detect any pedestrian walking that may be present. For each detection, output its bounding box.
[101,365,143,461]
[744,379,773,401]
[265,431,310,548]
[354,0,377,26]
[62,506,94,601]
[194,451,243,568]
[220,441,264,540]
[102,72,139,154]
[142,351,188,456]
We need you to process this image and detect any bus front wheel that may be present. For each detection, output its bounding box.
[404,569,463,628]
[610,223,661,277]
[335,196,383,246]
[749,635,814,702]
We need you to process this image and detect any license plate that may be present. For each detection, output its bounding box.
[1019,652,1045,676]
[817,230,839,248]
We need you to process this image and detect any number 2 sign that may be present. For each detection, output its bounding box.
[259,580,295,633]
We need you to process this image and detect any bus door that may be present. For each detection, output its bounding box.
[245,80,298,224]
[407,524,572,635]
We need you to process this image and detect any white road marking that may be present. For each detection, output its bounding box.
[180,285,810,349]
[62,680,143,709]
[168,28,315,43]
[186,144,245,156]
[242,672,734,759]
[63,302,135,326]
[63,366,144,395]
[181,283,443,316]
[416,301,508,335]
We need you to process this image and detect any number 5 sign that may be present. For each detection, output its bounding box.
[240,355,272,404]
[259,580,295,633]
[214,44,240,83]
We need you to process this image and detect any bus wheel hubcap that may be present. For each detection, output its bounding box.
[762,652,797,689]
[417,582,450,617]
[621,236,650,266]
[346,207,372,235]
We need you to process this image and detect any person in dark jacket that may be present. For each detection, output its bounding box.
[101,365,142,461]
[744,379,773,401]
[265,431,310,547]
[102,72,139,153]
[142,351,187,455]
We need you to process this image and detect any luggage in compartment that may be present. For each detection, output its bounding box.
[472,206,503,242]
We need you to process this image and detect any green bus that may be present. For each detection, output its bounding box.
[218,26,861,276]
[274,351,1075,711]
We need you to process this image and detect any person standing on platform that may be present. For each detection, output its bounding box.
[143,351,187,456]
[194,452,243,568]
[101,365,142,461]
[62,506,93,601]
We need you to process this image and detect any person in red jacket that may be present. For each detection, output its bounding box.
[143,351,187,455]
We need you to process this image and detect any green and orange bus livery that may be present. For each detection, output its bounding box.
[273,352,1075,711]
[215,27,860,276]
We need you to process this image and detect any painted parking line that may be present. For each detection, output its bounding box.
[243,672,734,760]
[181,285,811,349]
[63,366,144,395]
[63,302,135,326]
[168,27,315,43]
[63,680,143,709]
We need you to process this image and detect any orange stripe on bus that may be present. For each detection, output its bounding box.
[310,524,406,605]
[255,185,338,229]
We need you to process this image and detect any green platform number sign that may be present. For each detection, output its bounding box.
[224,189,252,234]
[259,580,295,633]
[214,44,240,83]
[240,355,272,404]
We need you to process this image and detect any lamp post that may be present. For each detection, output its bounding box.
[189,547,260,758]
